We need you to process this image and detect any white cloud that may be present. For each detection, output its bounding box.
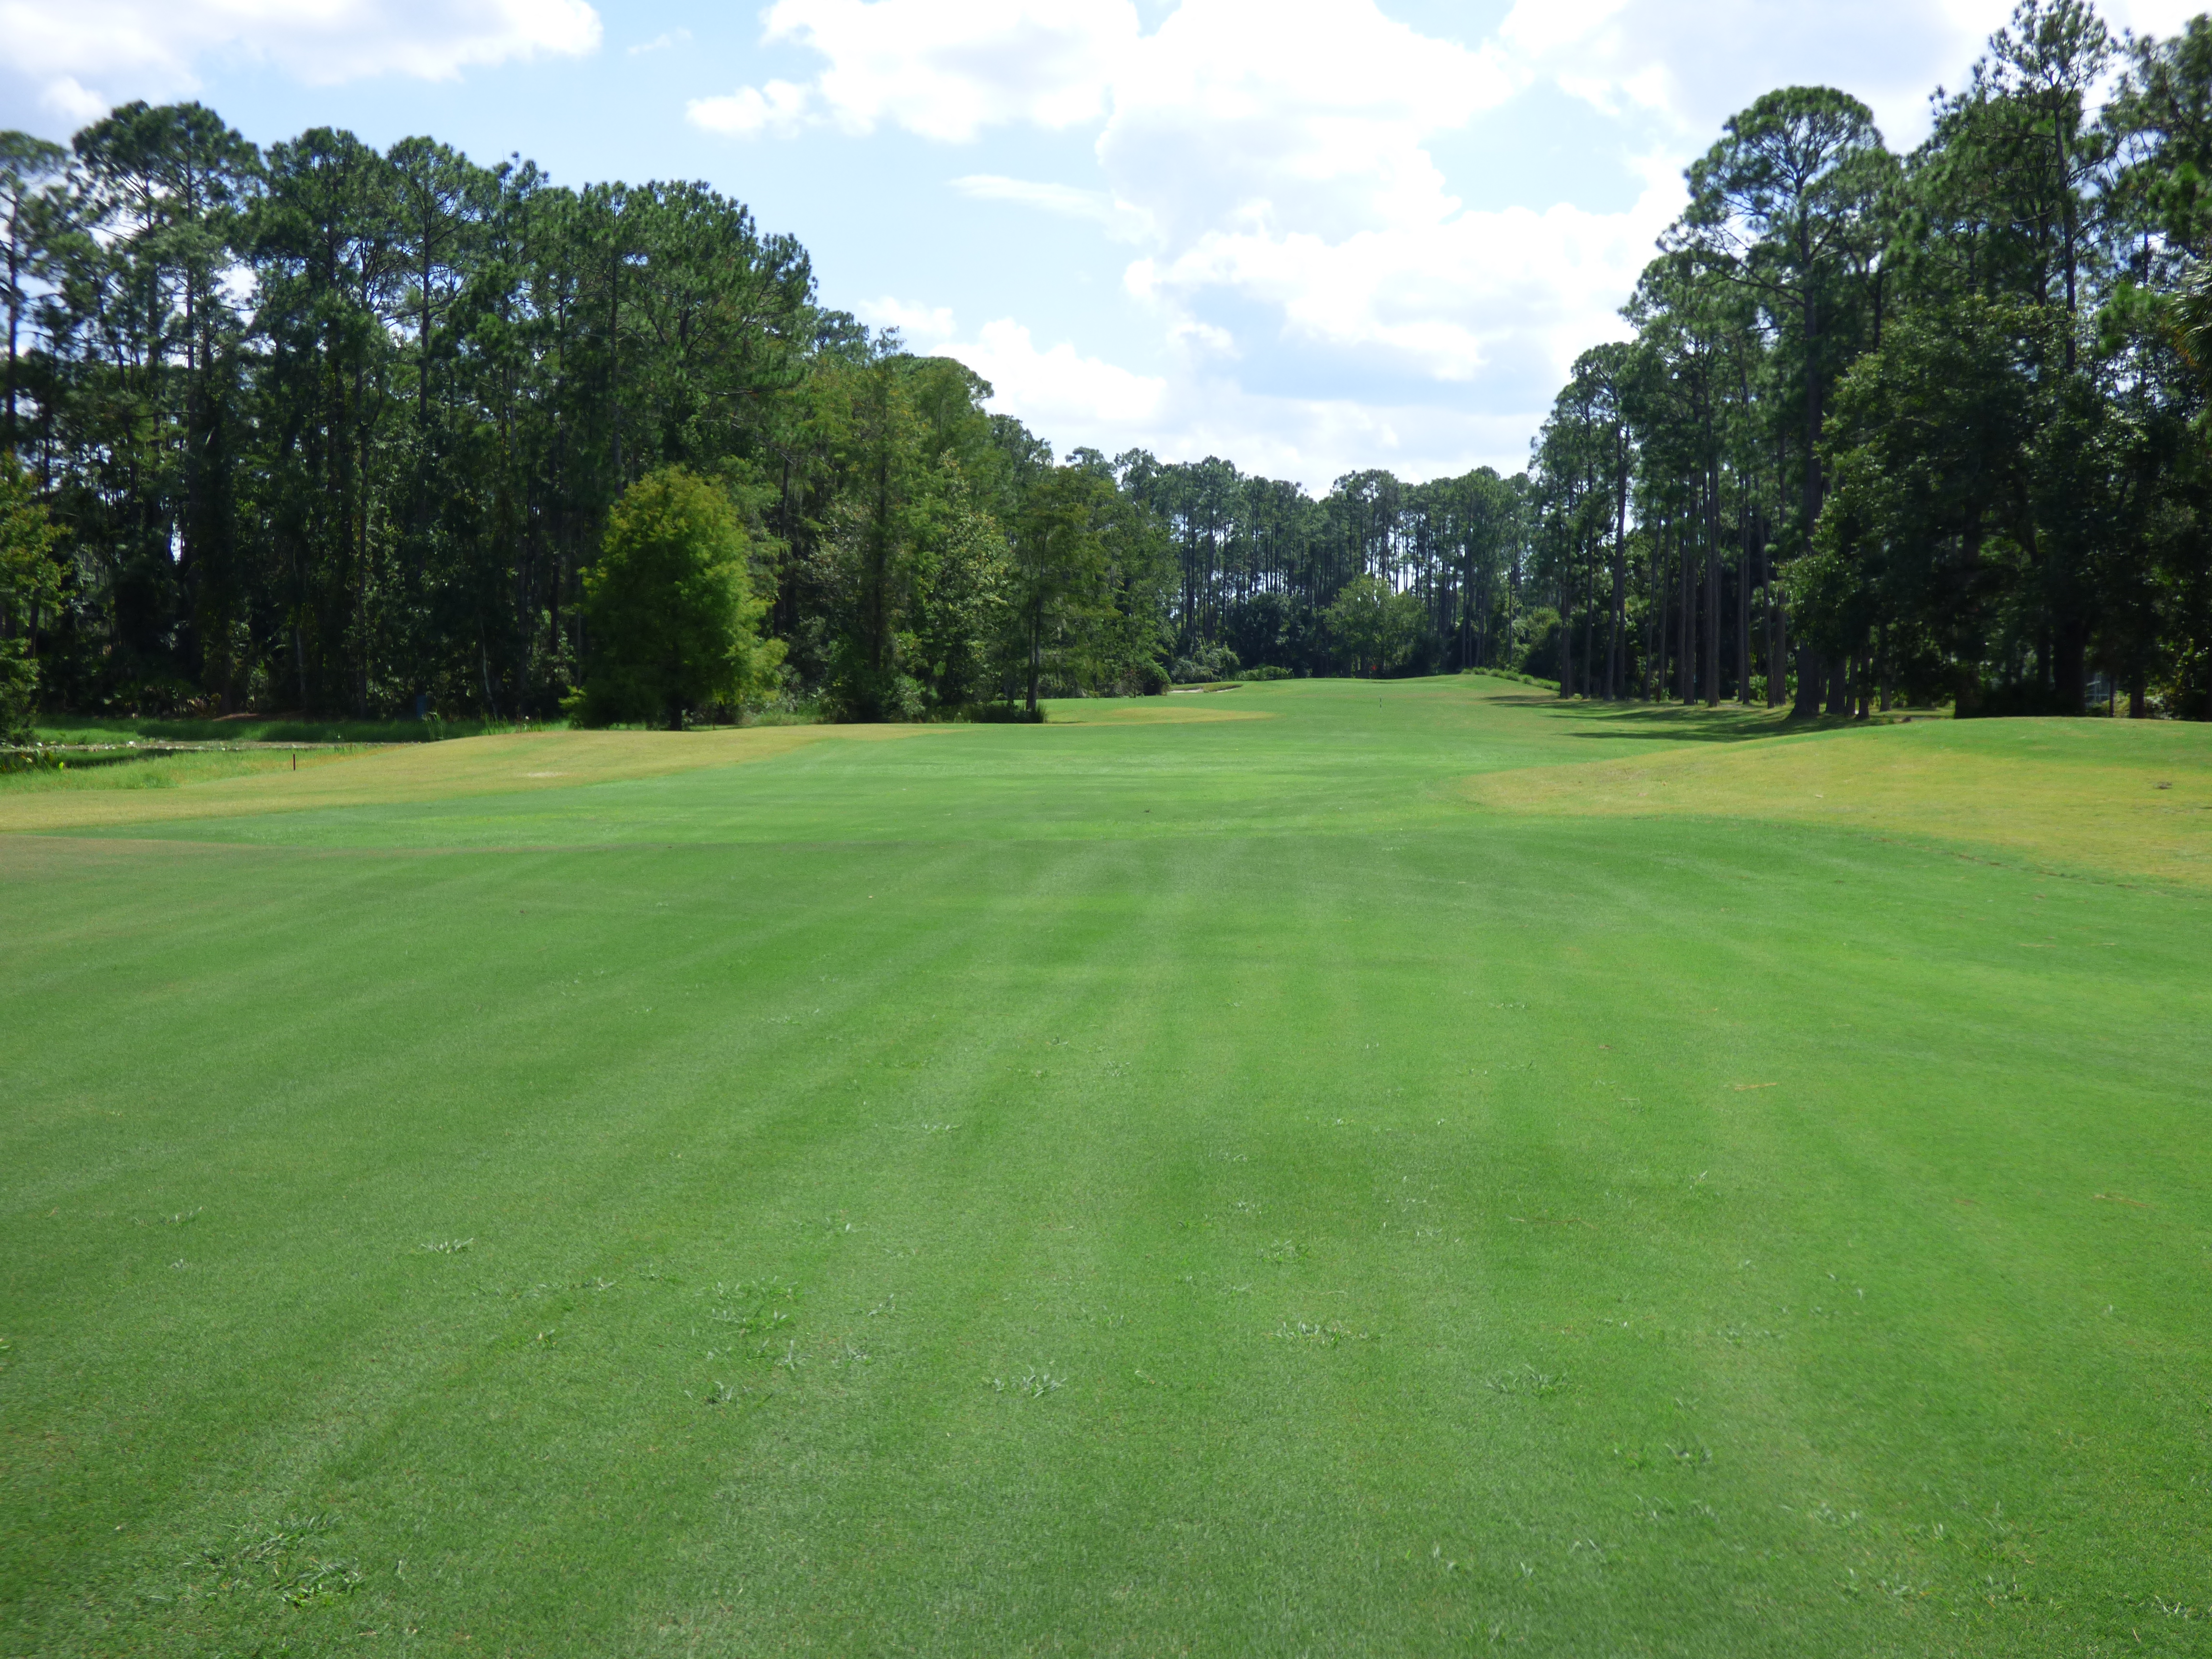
[39,75,111,125]
[1500,0,1978,143]
[709,0,1519,238]
[950,175,1156,242]
[1096,0,1521,244]
[688,79,811,137]
[629,27,691,56]
[1141,159,1673,385]
[1082,1,1657,455]
[936,324,1534,485]
[906,310,1540,487]
[1169,318,1237,358]
[2118,0,2212,34]
[696,0,1142,143]
[1151,394,1533,490]
[855,296,959,341]
[0,0,601,116]
[1502,0,2212,150]
[942,320,1168,429]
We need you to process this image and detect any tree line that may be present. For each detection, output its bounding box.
[7,0,2208,727]
[1524,0,2212,719]
[0,105,1196,728]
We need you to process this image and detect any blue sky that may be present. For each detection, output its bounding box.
[1,0,2199,489]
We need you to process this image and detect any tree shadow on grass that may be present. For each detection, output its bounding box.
[1485,693,1863,745]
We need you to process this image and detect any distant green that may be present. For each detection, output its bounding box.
[3,676,2206,1657]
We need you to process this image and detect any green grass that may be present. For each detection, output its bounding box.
[3,676,2207,1656]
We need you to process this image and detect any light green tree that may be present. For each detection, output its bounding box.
[810,354,1017,720]
[1325,574,1422,676]
[567,467,783,729]
[1006,467,1112,716]
[1004,464,1169,714]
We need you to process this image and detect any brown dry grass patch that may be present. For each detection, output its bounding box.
[0,724,931,834]
[1461,718,2212,887]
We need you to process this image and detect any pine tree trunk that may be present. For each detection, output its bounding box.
[1768,584,1785,708]
[1559,567,1574,698]
[1679,534,1693,705]
[1703,544,1719,708]
[1737,536,1751,704]
[1793,645,1820,719]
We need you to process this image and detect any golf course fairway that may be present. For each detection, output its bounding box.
[3,675,2206,1655]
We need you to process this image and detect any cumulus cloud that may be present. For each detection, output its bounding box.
[854,296,959,341]
[854,309,1178,442]
[1095,0,1521,245]
[688,79,811,137]
[704,0,1518,238]
[0,0,601,119]
[697,0,1141,143]
[938,322,1535,485]
[944,319,1169,429]
[1134,157,1675,385]
[863,303,1527,487]
[38,75,112,125]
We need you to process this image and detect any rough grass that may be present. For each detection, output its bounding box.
[0,745,386,794]
[30,714,524,746]
[2,677,2206,1657]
